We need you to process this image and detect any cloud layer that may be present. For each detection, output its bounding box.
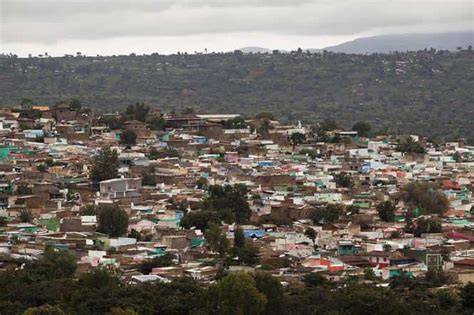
[1,0,472,55]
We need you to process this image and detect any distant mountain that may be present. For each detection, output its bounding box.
[318,32,473,54]
[239,46,272,54]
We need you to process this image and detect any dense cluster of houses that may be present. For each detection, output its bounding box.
[0,104,473,286]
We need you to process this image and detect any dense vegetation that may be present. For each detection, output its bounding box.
[0,249,472,314]
[1,49,473,142]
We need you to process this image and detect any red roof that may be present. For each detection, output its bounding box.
[442,180,461,190]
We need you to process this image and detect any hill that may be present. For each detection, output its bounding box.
[0,49,473,142]
[320,32,473,54]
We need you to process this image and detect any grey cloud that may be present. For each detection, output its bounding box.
[1,0,472,44]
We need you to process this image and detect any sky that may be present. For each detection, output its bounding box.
[1,0,472,56]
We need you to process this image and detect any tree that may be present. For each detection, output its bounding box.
[400,182,448,215]
[255,112,274,120]
[180,211,219,230]
[461,282,474,312]
[107,307,138,315]
[97,205,129,237]
[258,119,272,135]
[377,201,396,222]
[224,117,248,129]
[36,164,48,172]
[120,129,137,146]
[69,99,82,112]
[17,185,33,195]
[319,118,338,132]
[232,242,259,266]
[364,267,376,280]
[19,209,32,222]
[208,272,267,315]
[234,226,245,248]
[139,252,175,274]
[79,204,98,215]
[254,272,284,315]
[346,205,360,215]
[28,247,77,281]
[202,184,251,224]
[141,171,156,186]
[333,172,354,188]
[311,204,344,224]
[410,217,442,237]
[90,147,119,183]
[302,272,329,287]
[24,304,65,315]
[205,223,229,257]
[304,228,316,245]
[290,132,306,149]
[398,136,425,154]
[352,121,371,137]
[125,103,150,122]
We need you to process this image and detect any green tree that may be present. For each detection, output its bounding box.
[125,103,150,122]
[364,267,376,280]
[409,217,442,237]
[139,252,175,274]
[79,204,98,215]
[19,209,32,222]
[209,272,267,315]
[23,304,65,315]
[304,228,316,245]
[17,185,33,195]
[202,184,251,224]
[254,272,285,315]
[333,172,354,188]
[461,282,474,313]
[398,136,425,154]
[255,112,274,120]
[232,242,260,266]
[205,223,229,257]
[302,272,329,287]
[180,211,219,230]
[290,132,306,149]
[311,204,344,224]
[224,117,248,129]
[352,121,372,137]
[28,248,77,281]
[107,307,138,315]
[377,201,396,222]
[233,226,246,248]
[97,205,129,237]
[69,99,82,112]
[120,129,137,146]
[141,171,156,186]
[90,147,119,183]
[400,182,449,215]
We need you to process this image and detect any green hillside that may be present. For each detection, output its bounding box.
[0,49,472,141]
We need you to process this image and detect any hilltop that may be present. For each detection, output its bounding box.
[0,48,473,142]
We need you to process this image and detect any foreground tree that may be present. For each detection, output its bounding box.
[207,272,267,315]
[90,147,119,183]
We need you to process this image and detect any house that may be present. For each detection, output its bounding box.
[100,178,142,199]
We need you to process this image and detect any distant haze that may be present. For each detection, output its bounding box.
[1,0,472,56]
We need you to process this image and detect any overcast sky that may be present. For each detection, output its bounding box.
[1,0,472,56]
